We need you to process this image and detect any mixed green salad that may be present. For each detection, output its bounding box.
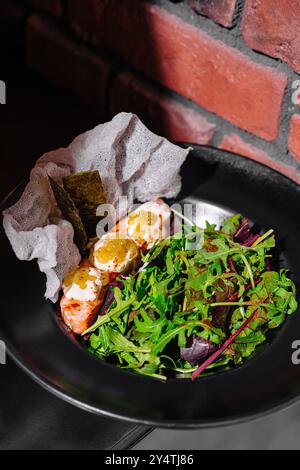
[83,214,298,380]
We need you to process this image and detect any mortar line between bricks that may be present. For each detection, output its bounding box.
[232,0,245,30]
[120,59,297,157]
[27,0,300,173]
[66,0,300,132]
[277,78,297,156]
[148,0,299,78]
[232,0,300,164]
[108,59,300,170]
[142,0,300,167]
[63,32,291,159]
[98,34,300,170]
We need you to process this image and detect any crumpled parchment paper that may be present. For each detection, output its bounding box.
[2,113,191,302]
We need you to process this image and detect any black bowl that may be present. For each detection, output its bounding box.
[1,144,300,428]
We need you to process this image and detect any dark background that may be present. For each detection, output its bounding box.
[0,62,99,202]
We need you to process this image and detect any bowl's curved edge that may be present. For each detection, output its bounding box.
[3,335,300,429]
[1,144,300,428]
[178,143,300,190]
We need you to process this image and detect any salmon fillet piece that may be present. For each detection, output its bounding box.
[60,290,106,335]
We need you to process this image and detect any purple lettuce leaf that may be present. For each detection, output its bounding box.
[192,306,261,380]
[234,218,252,243]
[242,233,260,247]
[212,277,262,329]
[99,280,124,316]
[234,218,261,247]
[180,335,218,366]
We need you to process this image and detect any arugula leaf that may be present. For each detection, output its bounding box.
[152,326,185,356]
[83,296,135,335]
[85,214,298,381]
[221,214,243,235]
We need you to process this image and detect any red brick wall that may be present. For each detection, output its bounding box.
[4,0,300,184]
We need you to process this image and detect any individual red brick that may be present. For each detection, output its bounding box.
[29,0,63,17]
[187,0,237,28]
[288,115,300,163]
[110,71,215,144]
[219,133,300,185]
[69,0,287,141]
[26,14,111,116]
[242,0,300,74]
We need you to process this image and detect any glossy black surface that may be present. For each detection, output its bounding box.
[0,359,150,450]
[1,145,300,428]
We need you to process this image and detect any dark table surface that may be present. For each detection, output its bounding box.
[0,358,151,450]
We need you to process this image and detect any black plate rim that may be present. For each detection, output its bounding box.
[3,332,300,429]
[1,143,300,429]
[179,143,300,190]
